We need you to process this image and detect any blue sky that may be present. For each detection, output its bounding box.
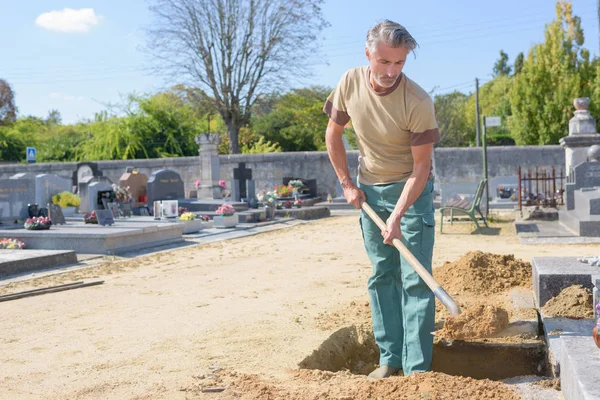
[1,0,598,124]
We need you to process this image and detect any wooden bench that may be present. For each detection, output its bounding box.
[439,180,489,233]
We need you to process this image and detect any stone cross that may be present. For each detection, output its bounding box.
[233,163,253,201]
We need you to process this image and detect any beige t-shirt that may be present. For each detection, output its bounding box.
[324,66,440,185]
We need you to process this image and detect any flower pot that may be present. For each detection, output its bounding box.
[264,205,276,220]
[180,219,204,234]
[62,206,76,217]
[213,214,237,229]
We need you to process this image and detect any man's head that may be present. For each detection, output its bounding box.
[365,20,417,89]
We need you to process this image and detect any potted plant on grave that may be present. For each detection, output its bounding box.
[83,211,98,224]
[0,238,26,249]
[288,179,304,200]
[178,211,205,234]
[294,199,303,208]
[214,204,237,229]
[111,184,132,203]
[275,184,293,198]
[52,191,81,217]
[256,190,277,220]
[24,216,51,230]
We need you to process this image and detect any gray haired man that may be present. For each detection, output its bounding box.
[324,20,439,378]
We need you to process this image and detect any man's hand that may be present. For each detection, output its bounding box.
[382,212,402,245]
[342,182,366,209]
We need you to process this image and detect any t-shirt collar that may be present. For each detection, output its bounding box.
[365,67,403,96]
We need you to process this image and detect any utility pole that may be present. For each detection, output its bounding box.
[475,78,481,147]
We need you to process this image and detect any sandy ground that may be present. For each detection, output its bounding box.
[0,213,589,399]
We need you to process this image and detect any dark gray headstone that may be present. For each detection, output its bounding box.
[233,163,252,200]
[0,178,35,222]
[48,203,66,225]
[146,170,185,206]
[95,209,115,226]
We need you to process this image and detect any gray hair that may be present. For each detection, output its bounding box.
[366,20,418,54]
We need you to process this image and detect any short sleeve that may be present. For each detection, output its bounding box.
[323,73,351,126]
[407,96,441,146]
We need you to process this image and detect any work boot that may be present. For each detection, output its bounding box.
[368,365,402,379]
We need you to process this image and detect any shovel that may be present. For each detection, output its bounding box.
[361,202,461,317]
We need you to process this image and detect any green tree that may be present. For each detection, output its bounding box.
[0,79,17,125]
[251,86,331,151]
[0,117,43,162]
[434,91,470,147]
[509,1,588,145]
[465,75,513,143]
[513,52,524,75]
[493,50,512,77]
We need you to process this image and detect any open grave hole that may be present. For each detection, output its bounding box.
[298,323,548,381]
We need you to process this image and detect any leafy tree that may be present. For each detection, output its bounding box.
[146,0,329,154]
[493,50,512,77]
[250,86,330,151]
[434,91,470,147]
[465,75,513,143]
[45,109,63,126]
[0,117,42,161]
[513,52,524,75]
[509,1,587,145]
[0,79,17,125]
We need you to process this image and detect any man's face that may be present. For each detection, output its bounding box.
[366,43,409,89]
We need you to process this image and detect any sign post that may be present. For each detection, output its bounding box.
[26,147,36,164]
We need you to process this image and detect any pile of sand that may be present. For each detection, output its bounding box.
[434,251,532,295]
[190,369,520,400]
[541,285,594,319]
[436,305,510,340]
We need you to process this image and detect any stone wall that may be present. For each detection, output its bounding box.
[0,146,566,199]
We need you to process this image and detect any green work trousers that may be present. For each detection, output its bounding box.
[358,179,436,375]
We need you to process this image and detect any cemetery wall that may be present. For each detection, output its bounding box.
[0,146,565,198]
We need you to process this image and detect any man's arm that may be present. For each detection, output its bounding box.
[382,143,433,244]
[325,119,365,208]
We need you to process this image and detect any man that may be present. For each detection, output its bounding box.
[323,20,439,378]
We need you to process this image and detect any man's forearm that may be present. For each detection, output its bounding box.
[325,128,351,183]
[392,161,431,218]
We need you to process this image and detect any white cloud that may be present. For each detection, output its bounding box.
[35,8,102,33]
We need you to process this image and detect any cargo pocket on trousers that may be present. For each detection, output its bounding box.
[420,213,436,258]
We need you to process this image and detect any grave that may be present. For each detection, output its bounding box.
[146,170,185,212]
[79,178,114,213]
[559,146,600,236]
[0,249,78,278]
[232,162,252,201]
[72,162,103,193]
[0,178,33,223]
[0,221,184,254]
[119,168,147,204]
[488,175,518,209]
[532,256,598,308]
[10,173,72,212]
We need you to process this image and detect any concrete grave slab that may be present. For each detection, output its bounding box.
[0,250,77,278]
[541,317,595,376]
[560,336,600,400]
[532,257,599,308]
[0,223,183,255]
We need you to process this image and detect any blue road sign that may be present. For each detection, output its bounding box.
[26,147,36,163]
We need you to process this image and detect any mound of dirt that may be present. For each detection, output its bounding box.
[190,369,520,400]
[541,285,593,319]
[435,305,510,340]
[434,251,532,295]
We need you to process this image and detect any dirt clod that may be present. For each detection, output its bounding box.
[434,251,532,295]
[436,305,510,340]
[541,285,594,319]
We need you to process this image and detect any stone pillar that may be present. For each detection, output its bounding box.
[194,133,221,199]
[560,97,600,176]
